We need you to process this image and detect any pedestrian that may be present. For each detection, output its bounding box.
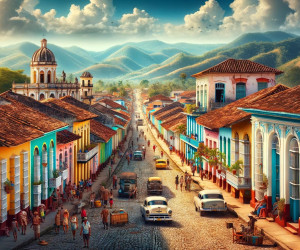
[145,135,147,141]
[184,172,188,191]
[179,176,184,192]
[81,207,87,223]
[147,140,150,147]
[161,150,163,158]
[55,211,60,234]
[101,205,109,230]
[192,165,196,176]
[79,179,84,190]
[11,217,20,242]
[88,178,92,191]
[70,213,78,240]
[90,192,95,208]
[51,191,57,211]
[103,188,109,206]
[59,205,64,226]
[187,175,192,192]
[167,159,170,168]
[175,175,179,190]
[130,151,133,160]
[153,145,156,152]
[181,158,184,167]
[99,186,105,205]
[80,217,91,248]
[63,209,69,233]
[169,145,173,154]
[113,175,117,189]
[137,137,139,142]
[31,211,41,241]
[40,204,45,223]
[109,191,113,209]
[20,210,27,235]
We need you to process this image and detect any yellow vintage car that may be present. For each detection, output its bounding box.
[155,159,167,169]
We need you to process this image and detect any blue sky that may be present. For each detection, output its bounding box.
[0,0,299,50]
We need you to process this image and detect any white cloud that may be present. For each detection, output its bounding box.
[283,0,300,31]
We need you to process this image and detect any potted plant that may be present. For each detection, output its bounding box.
[53,169,60,178]
[231,160,243,175]
[276,198,286,227]
[4,179,12,193]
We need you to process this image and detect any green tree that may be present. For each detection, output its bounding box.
[119,86,128,97]
[139,79,149,88]
[180,72,187,86]
[109,86,118,93]
[0,68,29,93]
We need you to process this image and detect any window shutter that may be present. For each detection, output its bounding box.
[0,159,7,222]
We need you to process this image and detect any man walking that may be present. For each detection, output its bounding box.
[101,205,109,230]
[31,211,41,241]
[80,217,91,248]
[20,209,28,235]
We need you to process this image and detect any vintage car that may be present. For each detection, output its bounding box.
[194,190,227,216]
[155,159,167,169]
[147,177,163,195]
[118,172,137,197]
[141,196,172,222]
[133,151,143,161]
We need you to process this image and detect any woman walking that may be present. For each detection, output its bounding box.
[175,175,179,190]
[63,209,69,233]
[11,218,20,242]
[109,191,113,209]
[70,213,78,240]
[179,176,184,192]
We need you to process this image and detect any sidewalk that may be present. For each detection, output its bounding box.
[0,128,133,250]
[140,105,300,250]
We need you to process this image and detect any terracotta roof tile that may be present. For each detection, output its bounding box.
[241,85,300,114]
[115,110,130,120]
[192,58,283,78]
[42,98,97,121]
[179,91,196,98]
[148,94,172,102]
[152,102,183,116]
[98,98,126,110]
[156,107,184,121]
[90,120,117,142]
[0,96,67,133]
[196,84,289,129]
[57,130,81,144]
[161,113,186,131]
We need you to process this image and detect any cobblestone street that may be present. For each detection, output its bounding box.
[23,96,281,250]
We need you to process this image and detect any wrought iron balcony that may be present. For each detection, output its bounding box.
[180,134,200,149]
[226,170,251,190]
[49,176,61,188]
[77,144,98,163]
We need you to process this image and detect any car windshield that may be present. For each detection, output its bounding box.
[157,161,166,164]
[120,179,136,184]
[202,194,224,199]
[149,181,161,184]
[148,200,167,206]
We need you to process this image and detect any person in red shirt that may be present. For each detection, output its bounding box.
[81,207,87,223]
[153,145,156,152]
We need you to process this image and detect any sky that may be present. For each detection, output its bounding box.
[0,0,299,50]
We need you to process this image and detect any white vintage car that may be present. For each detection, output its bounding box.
[194,190,227,216]
[141,196,172,222]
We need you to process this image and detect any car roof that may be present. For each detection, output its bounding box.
[156,159,166,162]
[148,177,161,181]
[145,196,167,202]
[199,189,223,195]
[119,172,137,179]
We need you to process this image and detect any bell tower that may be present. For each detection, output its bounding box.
[80,72,94,105]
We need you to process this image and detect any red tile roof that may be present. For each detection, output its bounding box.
[179,91,196,98]
[152,102,183,116]
[196,84,289,130]
[161,113,186,131]
[42,98,97,121]
[148,94,172,102]
[90,120,117,142]
[115,110,130,120]
[156,107,184,121]
[192,58,283,78]
[114,116,128,127]
[98,98,126,110]
[57,130,81,144]
[242,85,300,114]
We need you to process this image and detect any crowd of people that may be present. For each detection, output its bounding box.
[175,171,193,192]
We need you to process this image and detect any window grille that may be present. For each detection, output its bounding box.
[289,138,300,200]
[255,131,264,201]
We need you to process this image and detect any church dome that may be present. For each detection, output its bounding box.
[31,39,56,65]
[81,72,93,78]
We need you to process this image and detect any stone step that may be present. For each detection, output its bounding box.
[286,222,299,231]
[284,226,298,235]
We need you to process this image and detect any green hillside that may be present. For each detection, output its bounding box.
[75,64,128,79]
[0,68,30,93]
[103,56,142,71]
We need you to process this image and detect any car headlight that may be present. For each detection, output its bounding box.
[146,210,150,214]
[168,209,172,214]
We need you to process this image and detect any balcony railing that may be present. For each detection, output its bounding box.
[12,82,81,89]
[226,170,251,190]
[49,176,61,188]
[180,134,200,149]
[77,145,98,163]
[62,168,68,180]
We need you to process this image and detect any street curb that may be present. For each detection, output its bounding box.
[145,115,288,250]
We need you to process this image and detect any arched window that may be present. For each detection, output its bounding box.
[272,134,280,202]
[39,93,45,100]
[88,80,90,85]
[64,150,68,168]
[34,147,40,183]
[50,93,55,98]
[33,71,37,83]
[82,80,84,86]
[289,138,299,200]
[59,153,63,169]
[204,84,207,109]
[47,70,51,83]
[42,144,48,200]
[232,132,239,164]
[236,82,246,100]
[49,141,54,178]
[40,70,44,83]
[200,85,204,108]
[255,130,264,201]
[220,136,223,153]
[242,134,250,177]
[30,93,35,98]
[215,83,225,102]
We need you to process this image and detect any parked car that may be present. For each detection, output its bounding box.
[194,190,227,216]
[155,159,167,169]
[140,196,172,222]
[118,172,137,197]
[133,151,143,161]
[147,177,163,195]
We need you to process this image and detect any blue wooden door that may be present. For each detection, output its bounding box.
[236,82,246,100]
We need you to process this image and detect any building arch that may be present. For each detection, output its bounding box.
[269,133,280,203]
[50,93,55,98]
[30,93,35,99]
[255,129,264,201]
[40,70,45,83]
[33,71,37,83]
[39,93,45,101]
[47,70,51,83]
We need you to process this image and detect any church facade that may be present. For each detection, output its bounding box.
[12,39,93,104]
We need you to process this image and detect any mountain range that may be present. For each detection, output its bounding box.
[0,31,299,86]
